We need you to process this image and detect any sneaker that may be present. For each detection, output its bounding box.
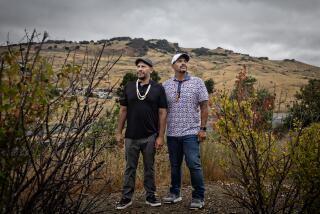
[163,193,182,204]
[190,198,204,210]
[146,195,161,207]
[116,198,132,210]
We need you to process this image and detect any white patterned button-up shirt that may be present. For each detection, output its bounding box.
[163,74,209,137]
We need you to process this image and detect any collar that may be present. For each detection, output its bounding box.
[173,73,191,82]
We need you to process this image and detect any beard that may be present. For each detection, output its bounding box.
[179,67,187,73]
[138,76,146,80]
[137,73,146,80]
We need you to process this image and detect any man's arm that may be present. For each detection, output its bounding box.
[198,100,208,142]
[116,105,127,147]
[200,100,208,128]
[155,108,167,149]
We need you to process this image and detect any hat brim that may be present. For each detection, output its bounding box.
[172,53,190,64]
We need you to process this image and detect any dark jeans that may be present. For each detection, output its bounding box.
[122,134,156,200]
[167,135,205,200]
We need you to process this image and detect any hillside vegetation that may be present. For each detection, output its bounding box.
[1,37,319,110]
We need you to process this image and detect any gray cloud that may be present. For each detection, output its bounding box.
[1,0,319,66]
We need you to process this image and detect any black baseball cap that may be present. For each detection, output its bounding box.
[135,58,153,67]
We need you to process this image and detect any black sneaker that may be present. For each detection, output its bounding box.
[146,195,161,207]
[116,198,132,210]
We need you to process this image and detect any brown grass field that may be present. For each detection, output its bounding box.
[5,39,315,112]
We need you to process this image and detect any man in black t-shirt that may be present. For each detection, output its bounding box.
[115,58,167,210]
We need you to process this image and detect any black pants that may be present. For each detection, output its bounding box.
[122,134,156,200]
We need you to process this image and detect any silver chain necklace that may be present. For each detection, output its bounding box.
[136,80,151,100]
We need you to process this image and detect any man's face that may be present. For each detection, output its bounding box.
[136,61,152,80]
[172,57,188,73]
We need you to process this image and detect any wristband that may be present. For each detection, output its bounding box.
[200,127,207,131]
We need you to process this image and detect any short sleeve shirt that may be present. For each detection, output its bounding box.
[119,80,168,139]
[163,75,208,137]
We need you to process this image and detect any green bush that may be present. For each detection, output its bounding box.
[84,104,120,146]
[205,78,215,94]
[285,79,320,127]
[290,123,320,213]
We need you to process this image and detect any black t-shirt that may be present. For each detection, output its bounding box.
[119,80,168,139]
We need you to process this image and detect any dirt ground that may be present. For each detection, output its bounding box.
[97,182,247,214]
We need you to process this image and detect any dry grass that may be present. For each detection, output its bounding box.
[91,133,227,194]
[2,41,319,112]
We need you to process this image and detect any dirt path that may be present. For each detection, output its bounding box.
[98,182,247,213]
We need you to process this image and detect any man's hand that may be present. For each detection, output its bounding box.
[155,136,164,150]
[197,130,206,142]
[116,132,124,148]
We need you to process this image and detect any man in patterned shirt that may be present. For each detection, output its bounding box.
[162,53,209,210]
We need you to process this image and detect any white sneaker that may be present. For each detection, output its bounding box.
[163,193,182,204]
[190,198,204,210]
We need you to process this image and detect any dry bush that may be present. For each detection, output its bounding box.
[0,30,121,213]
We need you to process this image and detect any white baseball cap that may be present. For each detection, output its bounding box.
[171,53,190,64]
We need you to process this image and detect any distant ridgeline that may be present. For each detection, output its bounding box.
[44,37,180,56]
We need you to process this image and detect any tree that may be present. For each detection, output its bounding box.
[121,72,137,87]
[204,78,215,94]
[116,72,137,96]
[285,79,320,127]
[230,66,256,100]
[230,66,274,129]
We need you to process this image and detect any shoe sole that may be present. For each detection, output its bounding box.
[189,203,205,210]
[145,201,161,207]
[189,206,204,210]
[116,201,132,210]
[163,197,182,204]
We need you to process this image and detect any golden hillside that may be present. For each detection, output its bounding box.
[2,37,319,110]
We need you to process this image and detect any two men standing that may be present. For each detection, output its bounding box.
[116,53,209,210]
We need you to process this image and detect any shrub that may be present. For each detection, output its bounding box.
[285,79,320,127]
[211,66,313,213]
[290,123,320,213]
[205,78,215,94]
[0,30,121,213]
[79,40,90,44]
[116,72,137,96]
[192,47,211,56]
[84,105,120,147]
[230,66,275,129]
[127,38,148,56]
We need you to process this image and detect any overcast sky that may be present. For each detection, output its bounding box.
[1,0,319,66]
